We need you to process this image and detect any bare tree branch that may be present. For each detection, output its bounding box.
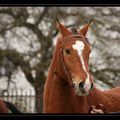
[35,7,50,25]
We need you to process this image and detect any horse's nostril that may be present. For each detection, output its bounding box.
[79,81,84,90]
[90,82,94,90]
[72,83,75,88]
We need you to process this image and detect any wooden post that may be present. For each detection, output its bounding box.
[20,89,23,110]
[25,91,27,112]
[30,89,32,113]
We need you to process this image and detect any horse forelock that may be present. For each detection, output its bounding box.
[71,27,78,34]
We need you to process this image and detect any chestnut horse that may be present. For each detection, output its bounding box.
[0,98,22,113]
[43,19,120,113]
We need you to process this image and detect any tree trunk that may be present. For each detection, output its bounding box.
[34,81,44,113]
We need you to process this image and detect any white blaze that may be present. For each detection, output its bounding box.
[72,40,91,92]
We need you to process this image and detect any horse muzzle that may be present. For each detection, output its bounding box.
[72,81,94,96]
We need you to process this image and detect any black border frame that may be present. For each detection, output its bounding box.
[0,3,120,120]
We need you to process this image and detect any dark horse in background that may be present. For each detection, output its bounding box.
[43,19,120,113]
[0,98,22,113]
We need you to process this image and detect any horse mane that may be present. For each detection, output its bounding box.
[0,98,22,113]
[47,36,63,79]
[71,28,78,34]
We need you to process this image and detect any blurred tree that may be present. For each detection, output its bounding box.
[0,7,120,113]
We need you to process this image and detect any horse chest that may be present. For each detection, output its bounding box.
[44,81,73,112]
[44,77,88,113]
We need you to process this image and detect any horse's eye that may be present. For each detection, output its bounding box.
[65,49,71,55]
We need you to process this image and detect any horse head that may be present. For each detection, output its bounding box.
[55,19,94,96]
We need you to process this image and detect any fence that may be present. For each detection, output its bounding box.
[0,89,36,113]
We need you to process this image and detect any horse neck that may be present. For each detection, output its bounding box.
[48,39,66,81]
[87,86,109,106]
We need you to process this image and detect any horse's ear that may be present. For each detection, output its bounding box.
[79,19,92,37]
[56,19,71,37]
